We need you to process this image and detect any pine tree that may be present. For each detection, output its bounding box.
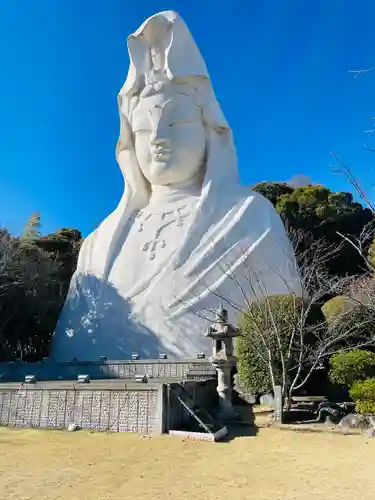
[21,212,41,240]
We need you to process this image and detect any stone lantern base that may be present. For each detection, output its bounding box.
[212,358,240,422]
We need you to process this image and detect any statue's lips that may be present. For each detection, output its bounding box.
[153,150,172,162]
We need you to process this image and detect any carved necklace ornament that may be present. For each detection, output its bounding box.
[133,204,193,260]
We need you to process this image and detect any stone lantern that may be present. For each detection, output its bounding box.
[205,304,241,421]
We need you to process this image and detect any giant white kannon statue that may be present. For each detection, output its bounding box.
[51,11,301,361]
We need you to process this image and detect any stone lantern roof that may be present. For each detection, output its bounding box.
[205,305,241,340]
[205,305,241,362]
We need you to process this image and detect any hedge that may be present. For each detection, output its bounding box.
[329,349,375,388]
[236,294,323,394]
[350,378,375,414]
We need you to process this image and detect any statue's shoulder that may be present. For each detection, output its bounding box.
[83,206,122,249]
[238,187,277,213]
[76,229,97,266]
[82,229,97,247]
[226,188,283,232]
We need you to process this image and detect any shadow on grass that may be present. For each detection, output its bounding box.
[220,423,259,442]
[277,425,361,436]
[283,410,318,425]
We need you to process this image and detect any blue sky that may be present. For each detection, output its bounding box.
[1,0,374,236]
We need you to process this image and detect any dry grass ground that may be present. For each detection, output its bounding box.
[1,425,374,500]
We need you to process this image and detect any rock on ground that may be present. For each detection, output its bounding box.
[363,427,375,438]
[338,414,369,430]
[260,394,274,406]
[67,423,80,432]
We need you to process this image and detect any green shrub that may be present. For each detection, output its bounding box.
[236,353,271,395]
[321,295,357,324]
[350,378,375,414]
[322,296,375,350]
[329,349,375,388]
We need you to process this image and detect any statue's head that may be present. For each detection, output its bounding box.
[100,12,251,280]
[116,11,239,207]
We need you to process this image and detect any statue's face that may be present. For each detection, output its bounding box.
[150,47,163,71]
[132,88,206,186]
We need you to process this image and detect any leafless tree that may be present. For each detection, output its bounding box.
[239,235,374,408]
[329,155,375,277]
[330,63,375,203]
[335,220,375,274]
[329,67,375,275]
[330,150,375,215]
[0,230,64,360]
[0,231,23,297]
[0,232,23,352]
[346,274,375,312]
[183,229,374,408]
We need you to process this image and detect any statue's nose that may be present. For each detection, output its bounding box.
[152,137,167,145]
[151,136,169,148]
[150,115,170,147]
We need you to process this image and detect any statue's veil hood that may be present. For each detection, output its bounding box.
[116,10,239,192]
[121,10,210,96]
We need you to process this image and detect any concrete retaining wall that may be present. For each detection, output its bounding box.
[0,378,219,434]
[0,359,215,382]
[0,385,162,434]
[0,358,219,434]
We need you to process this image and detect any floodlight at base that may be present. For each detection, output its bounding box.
[159,353,168,359]
[197,353,206,359]
[77,374,90,384]
[69,357,77,362]
[134,374,148,383]
[131,353,139,360]
[25,375,36,384]
[99,356,107,361]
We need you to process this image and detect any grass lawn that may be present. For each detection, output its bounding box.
[1,426,374,500]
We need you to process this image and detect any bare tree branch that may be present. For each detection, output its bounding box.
[349,67,375,79]
[337,225,375,274]
[329,150,375,214]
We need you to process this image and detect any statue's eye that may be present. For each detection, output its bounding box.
[168,120,196,128]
